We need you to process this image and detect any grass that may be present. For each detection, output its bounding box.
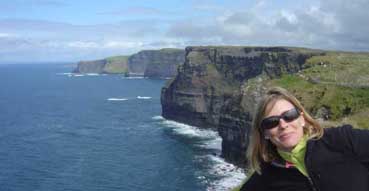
[269,74,369,129]
[303,52,369,86]
[103,55,129,74]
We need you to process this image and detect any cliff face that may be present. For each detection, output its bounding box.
[128,49,185,78]
[161,46,320,165]
[103,56,129,74]
[73,59,107,73]
[74,49,184,78]
[144,49,185,78]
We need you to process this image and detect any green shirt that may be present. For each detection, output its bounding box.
[278,135,308,177]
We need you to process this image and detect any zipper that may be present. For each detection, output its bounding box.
[307,176,317,191]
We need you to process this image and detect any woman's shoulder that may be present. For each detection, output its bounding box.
[323,124,354,135]
[319,124,354,144]
[322,124,369,140]
[318,124,369,151]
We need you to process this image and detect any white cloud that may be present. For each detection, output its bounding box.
[0,33,13,37]
[103,41,144,48]
[67,41,99,48]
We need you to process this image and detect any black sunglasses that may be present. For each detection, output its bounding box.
[260,108,301,130]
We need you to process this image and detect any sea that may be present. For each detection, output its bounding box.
[0,63,245,191]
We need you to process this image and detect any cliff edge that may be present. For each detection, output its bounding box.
[161,46,369,166]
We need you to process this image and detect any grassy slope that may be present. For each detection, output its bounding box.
[103,55,129,74]
[269,52,369,129]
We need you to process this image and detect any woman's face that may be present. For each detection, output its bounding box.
[263,99,305,152]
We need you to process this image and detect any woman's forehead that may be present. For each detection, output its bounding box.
[264,99,294,116]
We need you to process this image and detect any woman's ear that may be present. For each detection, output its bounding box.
[300,112,306,127]
[264,131,271,139]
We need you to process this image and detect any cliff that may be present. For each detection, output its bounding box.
[128,48,185,78]
[73,59,107,73]
[73,56,129,74]
[103,56,129,74]
[161,46,369,166]
[144,49,185,78]
[73,49,185,78]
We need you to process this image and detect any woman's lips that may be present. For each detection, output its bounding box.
[279,132,293,141]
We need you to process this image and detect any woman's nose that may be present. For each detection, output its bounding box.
[278,118,288,129]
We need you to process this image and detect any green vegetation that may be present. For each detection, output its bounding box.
[269,75,369,129]
[103,55,129,74]
[265,51,369,129]
[159,48,183,53]
[303,52,369,86]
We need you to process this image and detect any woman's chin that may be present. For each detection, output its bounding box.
[278,138,300,151]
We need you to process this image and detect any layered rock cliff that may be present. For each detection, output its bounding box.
[73,59,107,73]
[74,49,185,78]
[128,48,185,78]
[161,46,325,165]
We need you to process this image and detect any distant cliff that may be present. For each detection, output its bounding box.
[73,59,107,74]
[73,48,185,78]
[161,46,369,166]
[73,56,129,74]
[143,49,185,78]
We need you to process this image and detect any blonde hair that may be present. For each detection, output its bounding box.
[247,87,323,173]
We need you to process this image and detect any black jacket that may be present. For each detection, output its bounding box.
[241,125,369,191]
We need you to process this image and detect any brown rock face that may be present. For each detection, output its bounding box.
[161,46,319,165]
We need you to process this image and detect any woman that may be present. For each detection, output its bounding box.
[241,87,369,191]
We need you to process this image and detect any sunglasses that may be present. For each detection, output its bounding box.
[261,108,301,130]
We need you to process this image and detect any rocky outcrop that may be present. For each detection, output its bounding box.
[161,46,322,165]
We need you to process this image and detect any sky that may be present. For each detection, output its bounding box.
[1,0,369,63]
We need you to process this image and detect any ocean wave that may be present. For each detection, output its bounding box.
[153,116,246,191]
[137,96,152,99]
[86,73,100,76]
[160,119,218,139]
[152,116,164,120]
[56,72,72,75]
[107,98,128,101]
[71,74,84,77]
[56,73,84,77]
[57,73,107,77]
[205,155,246,191]
[122,76,146,79]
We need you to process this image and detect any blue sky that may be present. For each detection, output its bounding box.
[1,0,369,62]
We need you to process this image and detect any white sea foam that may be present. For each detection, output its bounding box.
[205,155,246,191]
[199,136,222,150]
[137,96,152,99]
[86,73,100,76]
[160,119,218,139]
[107,98,128,101]
[152,116,164,120]
[154,116,246,191]
[122,76,145,79]
[56,72,72,76]
[70,74,84,77]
